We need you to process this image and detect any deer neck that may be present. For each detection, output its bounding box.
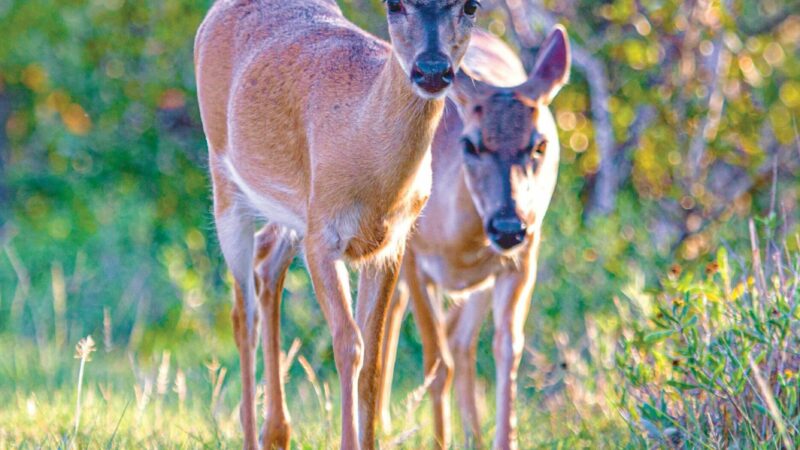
[355,53,445,190]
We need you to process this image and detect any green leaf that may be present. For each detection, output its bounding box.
[717,246,730,288]
[751,402,768,416]
[740,330,768,344]
[666,380,701,391]
[643,330,674,345]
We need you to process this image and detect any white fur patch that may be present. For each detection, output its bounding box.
[374,212,414,268]
[222,156,307,234]
[323,205,363,253]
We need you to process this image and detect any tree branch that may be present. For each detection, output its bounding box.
[586,105,656,218]
[686,30,730,184]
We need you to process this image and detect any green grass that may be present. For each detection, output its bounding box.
[0,287,630,450]
[0,330,626,449]
[3,225,799,448]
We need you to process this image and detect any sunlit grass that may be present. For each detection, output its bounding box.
[2,212,795,449]
[0,329,628,449]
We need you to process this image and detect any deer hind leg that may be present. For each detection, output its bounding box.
[213,188,259,450]
[447,290,491,449]
[254,224,298,449]
[404,253,454,450]
[377,281,410,434]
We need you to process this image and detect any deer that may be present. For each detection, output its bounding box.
[193,0,479,448]
[376,26,570,449]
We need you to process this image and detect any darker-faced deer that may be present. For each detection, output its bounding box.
[194,0,477,448]
[378,27,570,449]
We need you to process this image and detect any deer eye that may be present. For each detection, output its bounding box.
[387,0,404,13]
[463,0,479,16]
[534,140,547,157]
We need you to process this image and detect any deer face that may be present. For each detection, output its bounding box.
[386,0,479,99]
[452,26,570,252]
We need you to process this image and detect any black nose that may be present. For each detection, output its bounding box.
[411,52,454,94]
[487,211,527,250]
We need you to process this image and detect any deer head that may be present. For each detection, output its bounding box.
[451,26,570,252]
[386,0,480,99]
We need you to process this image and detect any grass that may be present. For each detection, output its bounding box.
[1,223,798,449]
[0,302,630,450]
[0,330,626,449]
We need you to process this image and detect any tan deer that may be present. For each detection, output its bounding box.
[377,27,570,449]
[194,0,479,448]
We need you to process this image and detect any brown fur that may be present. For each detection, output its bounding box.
[377,27,570,449]
[195,0,476,448]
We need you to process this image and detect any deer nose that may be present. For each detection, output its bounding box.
[411,52,454,95]
[487,211,527,250]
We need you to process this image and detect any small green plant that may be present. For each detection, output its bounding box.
[618,222,800,448]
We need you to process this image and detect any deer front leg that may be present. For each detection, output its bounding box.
[404,252,454,450]
[355,255,403,449]
[254,225,298,449]
[447,290,491,449]
[305,231,364,450]
[377,281,410,434]
[491,258,537,450]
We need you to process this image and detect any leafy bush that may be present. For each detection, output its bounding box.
[618,221,800,448]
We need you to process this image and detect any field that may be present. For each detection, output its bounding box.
[1,0,799,448]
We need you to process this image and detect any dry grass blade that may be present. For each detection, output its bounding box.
[403,359,439,424]
[211,367,226,416]
[748,357,794,449]
[296,354,333,448]
[157,351,171,397]
[281,338,301,382]
[134,376,153,423]
[174,368,187,413]
[749,219,768,297]
[156,351,171,424]
[383,426,420,450]
[5,245,30,322]
[381,359,442,447]
[297,355,326,416]
[72,335,96,445]
[103,307,113,352]
[323,381,333,423]
[51,262,67,349]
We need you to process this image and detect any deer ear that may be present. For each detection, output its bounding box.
[448,66,492,116]
[519,25,570,104]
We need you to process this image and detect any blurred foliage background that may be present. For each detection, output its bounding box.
[0,0,798,447]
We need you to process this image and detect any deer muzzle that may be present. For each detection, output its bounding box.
[410,51,454,95]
